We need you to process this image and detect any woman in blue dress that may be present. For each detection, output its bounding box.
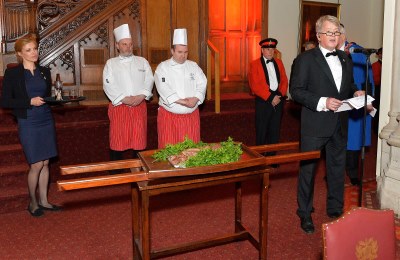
[1,35,61,217]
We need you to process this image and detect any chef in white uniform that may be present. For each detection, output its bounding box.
[103,24,154,163]
[154,28,207,148]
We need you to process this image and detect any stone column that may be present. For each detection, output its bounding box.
[378,0,400,213]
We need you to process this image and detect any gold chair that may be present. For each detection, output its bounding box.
[322,207,396,260]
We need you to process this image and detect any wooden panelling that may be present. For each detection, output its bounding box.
[146,0,171,67]
[82,48,107,66]
[246,35,262,73]
[209,0,225,31]
[149,48,170,65]
[208,0,263,82]
[0,0,270,101]
[226,0,242,31]
[145,0,201,67]
[82,89,108,101]
[226,36,243,79]
[175,0,200,63]
[113,6,142,57]
[80,47,107,85]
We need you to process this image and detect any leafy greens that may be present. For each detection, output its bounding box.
[152,137,243,168]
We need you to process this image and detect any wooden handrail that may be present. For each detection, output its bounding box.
[39,1,133,65]
[60,159,143,175]
[264,151,320,166]
[57,142,321,191]
[58,172,148,191]
[38,1,95,37]
[248,142,299,153]
[206,40,221,113]
[249,142,320,166]
[57,159,148,191]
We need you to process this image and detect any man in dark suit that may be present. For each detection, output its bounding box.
[290,15,364,234]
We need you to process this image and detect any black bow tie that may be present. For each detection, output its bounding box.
[326,51,337,57]
[266,59,273,64]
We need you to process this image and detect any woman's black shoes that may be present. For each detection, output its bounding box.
[38,204,63,211]
[27,203,62,216]
[27,206,44,217]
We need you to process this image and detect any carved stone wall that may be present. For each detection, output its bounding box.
[378,0,400,214]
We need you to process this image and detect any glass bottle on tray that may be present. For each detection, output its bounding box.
[54,73,63,101]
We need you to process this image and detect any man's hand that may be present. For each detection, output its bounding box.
[185,97,199,108]
[121,95,146,106]
[326,97,343,111]
[31,97,45,106]
[175,97,199,108]
[354,90,365,97]
[271,95,281,107]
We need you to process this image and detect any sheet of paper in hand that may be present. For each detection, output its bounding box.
[336,95,375,112]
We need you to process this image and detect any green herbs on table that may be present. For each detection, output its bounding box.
[152,137,243,168]
[152,137,207,161]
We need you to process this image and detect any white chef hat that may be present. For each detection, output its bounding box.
[113,24,131,42]
[173,28,187,45]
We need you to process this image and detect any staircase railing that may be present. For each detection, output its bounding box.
[206,40,220,113]
[39,0,133,66]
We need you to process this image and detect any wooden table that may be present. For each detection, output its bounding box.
[57,142,320,260]
[135,145,269,259]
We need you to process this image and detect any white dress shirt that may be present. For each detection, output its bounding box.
[263,57,278,91]
[317,45,343,112]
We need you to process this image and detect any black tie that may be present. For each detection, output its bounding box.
[266,59,273,64]
[326,51,337,57]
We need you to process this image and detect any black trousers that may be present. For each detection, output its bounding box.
[297,121,347,218]
[255,97,283,151]
[109,149,141,161]
[346,150,360,179]
[109,149,141,174]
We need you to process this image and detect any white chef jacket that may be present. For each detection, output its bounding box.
[103,55,154,106]
[154,58,207,114]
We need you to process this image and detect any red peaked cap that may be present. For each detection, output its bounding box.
[259,38,278,48]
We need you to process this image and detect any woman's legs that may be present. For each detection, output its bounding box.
[27,159,53,209]
[27,160,45,211]
[38,159,51,207]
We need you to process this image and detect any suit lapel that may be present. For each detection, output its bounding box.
[313,48,338,93]
[337,51,348,93]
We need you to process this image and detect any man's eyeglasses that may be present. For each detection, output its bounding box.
[318,31,342,37]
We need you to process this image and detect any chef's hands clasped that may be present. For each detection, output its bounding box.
[122,94,146,106]
[176,97,199,108]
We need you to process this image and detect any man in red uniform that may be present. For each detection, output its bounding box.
[248,38,288,153]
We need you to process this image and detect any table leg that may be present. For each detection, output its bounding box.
[235,182,243,232]
[131,184,140,259]
[141,191,150,260]
[259,172,269,259]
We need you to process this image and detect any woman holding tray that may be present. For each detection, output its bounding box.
[0,34,61,217]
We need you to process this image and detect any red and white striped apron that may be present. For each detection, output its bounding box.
[157,107,200,148]
[108,102,147,151]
